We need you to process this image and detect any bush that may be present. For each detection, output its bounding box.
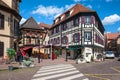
[6,48,16,63]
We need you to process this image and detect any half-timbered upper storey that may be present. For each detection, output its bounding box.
[49,3,105,48]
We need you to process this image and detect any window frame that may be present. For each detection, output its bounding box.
[84,32,92,42]
[73,33,80,43]
[85,16,91,24]
[0,14,4,29]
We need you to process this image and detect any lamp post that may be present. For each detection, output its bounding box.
[50,43,52,59]
[66,44,69,61]
[38,38,40,63]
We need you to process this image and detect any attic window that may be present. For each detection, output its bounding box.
[61,15,64,20]
[55,19,58,23]
[70,9,74,15]
[58,17,61,21]
[65,11,70,18]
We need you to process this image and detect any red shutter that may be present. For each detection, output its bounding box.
[78,33,80,42]
[72,35,74,42]
[81,16,84,24]
[91,16,94,24]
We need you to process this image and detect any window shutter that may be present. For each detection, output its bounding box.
[91,16,94,24]
[81,16,84,24]
[73,34,74,42]
[78,33,80,42]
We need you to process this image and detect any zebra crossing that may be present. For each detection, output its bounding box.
[31,64,89,80]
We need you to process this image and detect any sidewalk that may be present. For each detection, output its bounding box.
[0,57,75,70]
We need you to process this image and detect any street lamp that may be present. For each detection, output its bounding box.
[38,38,40,63]
[66,44,69,61]
[50,43,52,59]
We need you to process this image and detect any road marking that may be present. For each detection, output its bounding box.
[32,64,89,80]
[86,75,110,80]
[58,73,86,80]
[34,67,76,77]
[85,74,120,76]
[40,64,72,70]
[32,71,79,80]
[37,66,74,73]
[110,67,120,73]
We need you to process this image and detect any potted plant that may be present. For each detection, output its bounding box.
[6,48,16,70]
[54,50,59,59]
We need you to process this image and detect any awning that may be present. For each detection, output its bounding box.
[41,45,60,49]
[20,46,32,51]
[66,45,82,50]
[32,47,44,54]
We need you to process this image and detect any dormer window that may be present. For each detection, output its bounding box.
[65,11,70,19]
[58,17,61,22]
[61,15,64,20]
[70,9,74,15]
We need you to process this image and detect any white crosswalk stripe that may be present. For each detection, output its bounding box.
[31,64,89,80]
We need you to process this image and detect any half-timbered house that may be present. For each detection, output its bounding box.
[49,3,105,61]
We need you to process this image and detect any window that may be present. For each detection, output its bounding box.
[14,19,19,36]
[65,11,70,18]
[13,0,19,11]
[0,14,4,29]
[26,36,31,44]
[51,29,54,35]
[57,37,60,44]
[85,16,91,24]
[81,16,84,24]
[67,21,73,29]
[73,33,80,43]
[62,23,67,31]
[0,41,4,57]
[84,32,91,42]
[56,26,59,33]
[74,18,79,26]
[62,36,68,44]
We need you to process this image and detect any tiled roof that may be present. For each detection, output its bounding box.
[105,33,119,40]
[39,23,51,29]
[51,3,95,28]
[20,17,42,30]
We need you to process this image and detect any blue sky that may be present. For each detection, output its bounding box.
[20,0,120,33]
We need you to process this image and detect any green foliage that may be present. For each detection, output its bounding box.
[91,55,94,61]
[6,48,16,63]
[54,49,59,56]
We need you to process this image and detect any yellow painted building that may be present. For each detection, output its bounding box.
[0,0,21,58]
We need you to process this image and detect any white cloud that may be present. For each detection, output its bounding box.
[106,0,112,2]
[117,27,120,31]
[102,14,120,25]
[74,0,86,2]
[65,4,75,10]
[74,0,80,2]
[32,5,64,17]
[20,18,26,24]
[86,5,92,9]
[32,4,76,19]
